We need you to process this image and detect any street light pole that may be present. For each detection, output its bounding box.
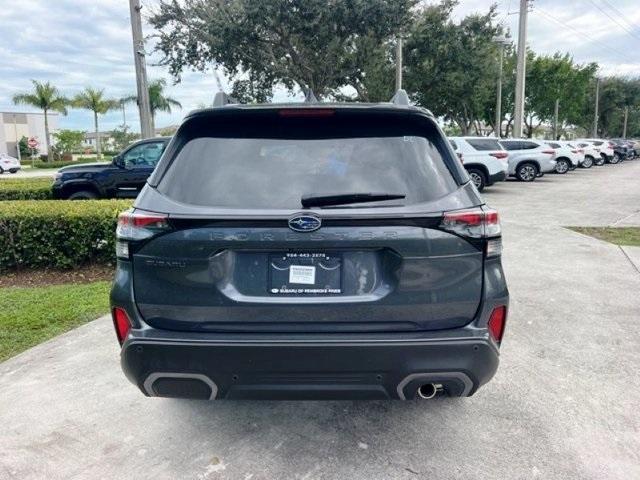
[129,0,153,138]
[493,36,509,138]
[593,77,600,138]
[623,106,628,138]
[553,98,559,140]
[513,0,529,138]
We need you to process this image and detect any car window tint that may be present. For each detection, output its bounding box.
[500,141,517,151]
[466,139,502,151]
[159,136,458,209]
[124,142,165,168]
[547,142,560,148]
[522,142,538,150]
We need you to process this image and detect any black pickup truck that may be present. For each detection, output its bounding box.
[52,137,170,199]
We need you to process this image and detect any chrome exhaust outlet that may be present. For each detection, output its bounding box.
[417,383,442,400]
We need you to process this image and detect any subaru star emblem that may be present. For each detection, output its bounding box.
[288,215,321,232]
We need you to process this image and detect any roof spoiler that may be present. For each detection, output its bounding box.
[213,91,239,107]
[390,89,410,106]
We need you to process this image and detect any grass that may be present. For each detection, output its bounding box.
[568,227,640,247]
[0,281,110,362]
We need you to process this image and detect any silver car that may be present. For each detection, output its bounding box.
[499,139,557,182]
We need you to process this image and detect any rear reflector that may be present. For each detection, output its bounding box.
[440,207,501,239]
[112,307,132,345]
[278,109,335,117]
[489,152,508,159]
[488,306,507,342]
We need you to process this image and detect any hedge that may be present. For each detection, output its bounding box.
[0,200,132,270]
[31,157,111,169]
[0,178,53,200]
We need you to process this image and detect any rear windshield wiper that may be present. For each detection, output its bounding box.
[301,192,406,208]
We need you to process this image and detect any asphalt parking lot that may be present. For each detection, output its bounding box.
[1,161,639,480]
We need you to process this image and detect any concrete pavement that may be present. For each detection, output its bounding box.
[1,160,640,480]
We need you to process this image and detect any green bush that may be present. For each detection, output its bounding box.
[0,200,132,270]
[31,157,109,169]
[0,178,53,200]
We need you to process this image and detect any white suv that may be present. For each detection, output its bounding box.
[0,153,21,174]
[545,141,581,173]
[448,137,508,192]
[574,139,614,164]
[499,139,557,182]
[573,141,600,167]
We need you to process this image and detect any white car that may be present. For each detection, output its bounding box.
[574,139,615,164]
[499,139,557,182]
[573,141,600,167]
[448,136,508,191]
[0,153,21,174]
[544,141,581,173]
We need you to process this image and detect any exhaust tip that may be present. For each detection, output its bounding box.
[417,383,440,400]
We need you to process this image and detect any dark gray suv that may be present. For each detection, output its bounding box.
[110,99,509,401]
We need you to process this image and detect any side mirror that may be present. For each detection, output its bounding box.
[113,155,124,168]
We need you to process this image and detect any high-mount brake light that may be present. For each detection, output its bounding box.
[440,207,501,239]
[116,210,170,255]
[278,109,335,118]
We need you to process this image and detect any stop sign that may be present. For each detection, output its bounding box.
[27,137,38,149]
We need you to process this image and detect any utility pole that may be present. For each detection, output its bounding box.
[513,0,530,138]
[593,77,600,138]
[623,106,628,138]
[129,0,153,138]
[553,98,559,140]
[121,100,127,128]
[395,37,403,91]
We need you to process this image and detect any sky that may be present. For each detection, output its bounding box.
[1,0,639,133]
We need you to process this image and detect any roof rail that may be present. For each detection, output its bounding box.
[304,89,318,103]
[213,91,238,107]
[390,89,410,106]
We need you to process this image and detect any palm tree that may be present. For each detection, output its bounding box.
[124,79,182,133]
[73,88,120,159]
[12,80,68,159]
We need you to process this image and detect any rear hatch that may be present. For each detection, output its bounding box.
[128,107,487,334]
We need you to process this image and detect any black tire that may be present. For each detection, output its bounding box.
[8,169,18,174]
[581,156,594,168]
[0,167,4,174]
[610,153,620,164]
[555,158,570,174]
[68,190,98,200]
[595,155,606,166]
[466,168,486,192]
[516,162,538,182]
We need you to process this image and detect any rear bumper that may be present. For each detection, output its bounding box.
[120,332,500,400]
[487,170,506,186]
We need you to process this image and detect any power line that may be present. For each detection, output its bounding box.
[586,0,640,43]
[598,0,640,39]
[533,7,635,67]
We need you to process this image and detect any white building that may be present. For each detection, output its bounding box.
[83,131,117,150]
[0,111,59,157]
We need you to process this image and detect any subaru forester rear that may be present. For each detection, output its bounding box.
[110,100,509,400]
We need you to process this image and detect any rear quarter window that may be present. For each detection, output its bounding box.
[466,138,502,151]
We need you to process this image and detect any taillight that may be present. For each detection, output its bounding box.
[541,149,556,155]
[489,152,508,160]
[488,306,507,343]
[571,149,578,154]
[608,142,615,148]
[112,307,132,345]
[440,207,501,239]
[116,209,170,259]
[578,149,584,154]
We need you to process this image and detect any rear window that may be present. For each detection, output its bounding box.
[158,136,458,209]
[466,139,502,151]
[546,142,560,148]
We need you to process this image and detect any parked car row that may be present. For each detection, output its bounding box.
[449,136,638,192]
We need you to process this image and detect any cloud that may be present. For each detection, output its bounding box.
[1,0,639,133]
